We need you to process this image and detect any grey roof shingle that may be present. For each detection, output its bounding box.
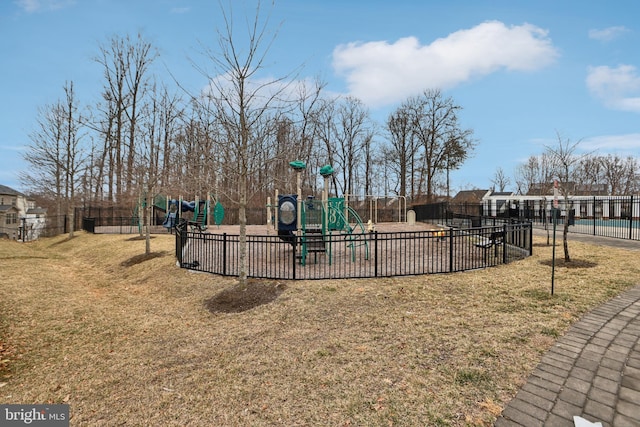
[0,184,24,197]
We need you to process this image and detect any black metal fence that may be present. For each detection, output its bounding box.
[2,215,73,241]
[33,215,69,238]
[175,221,532,280]
[413,201,485,222]
[515,197,640,241]
[81,216,170,234]
[414,198,640,242]
[82,216,143,234]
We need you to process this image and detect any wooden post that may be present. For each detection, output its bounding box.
[274,189,279,230]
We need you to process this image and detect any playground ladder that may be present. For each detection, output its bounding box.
[299,199,369,265]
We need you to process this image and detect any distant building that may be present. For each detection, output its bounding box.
[450,186,640,221]
[447,189,491,218]
[481,190,639,220]
[526,182,609,197]
[0,184,47,240]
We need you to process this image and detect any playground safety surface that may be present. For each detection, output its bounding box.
[200,221,444,235]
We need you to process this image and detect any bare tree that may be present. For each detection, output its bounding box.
[21,81,86,236]
[408,89,475,202]
[620,156,640,194]
[93,33,157,203]
[61,82,86,238]
[124,34,157,196]
[193,0,298,284]
[600,154,638,196]
[171,97,221,197]
[327,97,373,197]
[287,79,326,196]
[574,154,604,194]
[386,102,418,199]
[21,102,65,218]
[133,82,184,253]
[143,82,184,192]
[545,132,587,262]
[361,132,375,197]
[491,167,511,192]
[315,97,340,194]
[514,153,554,195]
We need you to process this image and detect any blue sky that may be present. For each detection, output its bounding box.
[2,0,640,194]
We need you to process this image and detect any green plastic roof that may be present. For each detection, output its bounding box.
[289,160,306,170]
[319,165,334,176]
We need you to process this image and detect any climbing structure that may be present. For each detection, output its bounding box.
[162,196,211,231]
[276,161,370,266]
[278,195,369,266]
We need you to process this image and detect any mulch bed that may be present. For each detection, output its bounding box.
[205,279,287,313]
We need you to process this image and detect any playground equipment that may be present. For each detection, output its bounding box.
[163,195,224,231]
[365,195,407,223]
[274,162,369,266]
[134,193,171,233]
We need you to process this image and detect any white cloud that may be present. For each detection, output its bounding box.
[331,21,559,107]
[15,0,75,13]
[1,144,27,152]
[588,26,629,42]
[581,133,640,152]
[15,0,38,12]
[586,65,640,113]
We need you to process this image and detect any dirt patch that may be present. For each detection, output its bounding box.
[125,235,156,242]
[539,258,598,268]
[205,279,287,313]
[532,242,558,247]
[120,251,168,267]
[49,235,77,246]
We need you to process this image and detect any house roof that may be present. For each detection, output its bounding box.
[27,207,47,214]
[451,189,490,203]
[0,184,25,197]
[0,205,19,213]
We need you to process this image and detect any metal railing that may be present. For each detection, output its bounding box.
[175,221,532,280]
[86,216,142,234]
[2,215,70,241]
[82,216,169,234]
[515,197,640,241]
[414,198,640,242]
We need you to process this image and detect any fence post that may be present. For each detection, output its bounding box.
[629,195,634,240]
[175,225,184,266]
[223,233,227,276]
[502,224,508,264]
[292,235,297,280]
[374,231,378,277]
[449,227,454,272]
[174,228,179,265]
[593,196,597,236]
[20,217,26,242]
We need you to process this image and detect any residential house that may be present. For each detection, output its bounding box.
[0,184,47,240]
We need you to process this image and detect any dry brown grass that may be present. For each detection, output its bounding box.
[1,231,639,426]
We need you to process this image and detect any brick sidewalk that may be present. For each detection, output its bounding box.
[495,285,640,426]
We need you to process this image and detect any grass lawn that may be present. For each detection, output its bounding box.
[0,231,638,426]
